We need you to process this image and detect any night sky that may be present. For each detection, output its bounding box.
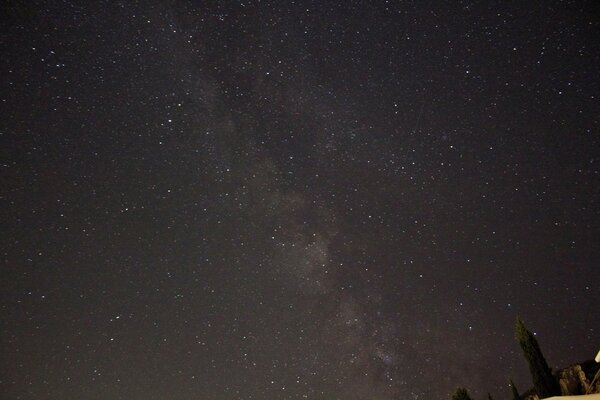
[1,1,599,399]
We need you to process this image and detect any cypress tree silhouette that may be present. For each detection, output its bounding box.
[452,387,473,400]
[510,378,521,400]
[515,317,561,398]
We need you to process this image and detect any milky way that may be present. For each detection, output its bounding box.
[1,2,599,399]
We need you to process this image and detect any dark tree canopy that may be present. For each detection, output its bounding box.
[452,387,474,400]
[510,378,521,400]
[515,318,561,398]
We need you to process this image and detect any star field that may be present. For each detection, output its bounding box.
[1,1,599,399]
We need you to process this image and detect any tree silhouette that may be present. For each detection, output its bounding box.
[452,387,473,400]
[510,378,520,400]
[515,317,561,398]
